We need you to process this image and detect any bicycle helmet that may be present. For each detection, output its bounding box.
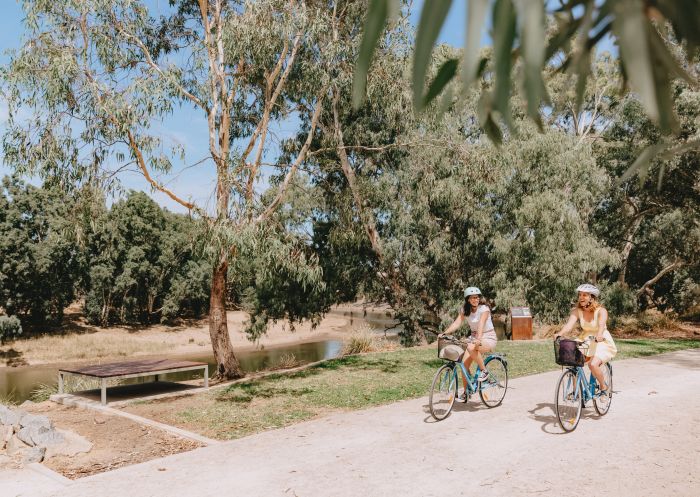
[464,287,482,297]
[575,283,600,297]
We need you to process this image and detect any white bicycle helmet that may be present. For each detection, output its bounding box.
[575,283,600,297]
[464,287,482,297]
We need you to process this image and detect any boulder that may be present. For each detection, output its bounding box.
[16,426,40,447]
[45,429,93,458]
[19,413,52,431]
[22,446,46,464]
[32,428,64,448]
[6,435,30,456]
[0,405,22,427]
[1,425,13,450]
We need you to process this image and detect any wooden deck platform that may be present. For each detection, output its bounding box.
[58,359,209,405]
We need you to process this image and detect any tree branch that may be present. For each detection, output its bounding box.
[125,129,199,212]
[255,91,325,223]
[637,259,684,297]
[113,14,206,111]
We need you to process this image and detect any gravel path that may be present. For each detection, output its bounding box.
[17,348,700,497]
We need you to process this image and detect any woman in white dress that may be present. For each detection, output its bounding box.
[556,283,618,395]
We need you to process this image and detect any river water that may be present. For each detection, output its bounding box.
[0,307,401,403]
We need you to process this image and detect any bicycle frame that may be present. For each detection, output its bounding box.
[565,365,600,405]
[452,356,498,395]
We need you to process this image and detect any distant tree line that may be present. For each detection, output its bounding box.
[0,182,210,329]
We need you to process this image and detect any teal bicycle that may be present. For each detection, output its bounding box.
[429,335,508,421]
[554,336,613,432]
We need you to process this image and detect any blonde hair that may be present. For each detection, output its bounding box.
[577,296,601,312]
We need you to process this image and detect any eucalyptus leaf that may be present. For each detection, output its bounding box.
[353,0,392,109]
[413,0,453,111]
[462,0,489,89]
[424,58,458,108]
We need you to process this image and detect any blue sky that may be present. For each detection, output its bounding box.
[0,0,614,213]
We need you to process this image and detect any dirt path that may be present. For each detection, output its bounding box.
[15,348,698,497]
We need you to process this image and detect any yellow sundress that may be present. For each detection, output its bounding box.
[577,308,617,363]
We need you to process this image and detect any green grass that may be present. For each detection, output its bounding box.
[127,338,699,441]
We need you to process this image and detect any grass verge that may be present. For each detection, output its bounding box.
[125,338,699,441]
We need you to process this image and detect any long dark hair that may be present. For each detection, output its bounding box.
[463,295,489,315]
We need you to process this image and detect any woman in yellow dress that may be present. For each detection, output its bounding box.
[555,284,617,395]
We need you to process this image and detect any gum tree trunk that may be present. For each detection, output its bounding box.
[208,259,243,379]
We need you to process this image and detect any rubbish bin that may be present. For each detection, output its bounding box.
[509,307,533,340]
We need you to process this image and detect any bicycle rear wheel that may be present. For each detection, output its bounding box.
[429,364,457,421]
[555,369,582,432]
[479,356,508,408]
[593,362,613,416]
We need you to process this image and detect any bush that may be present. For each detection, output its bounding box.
[342,326,378,355]
[614,311,684,335]
[271,353,301,370]
[341,325,398,356]
[0,315,23,343]
[602,282,638,329]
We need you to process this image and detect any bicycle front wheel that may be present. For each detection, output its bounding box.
[429,364,458,421]
[479,356,508,408]
[593,362,613,416]
[555,369,582,432]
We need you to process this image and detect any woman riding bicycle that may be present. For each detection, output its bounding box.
[440,287,497,392]
[555,283,617,396]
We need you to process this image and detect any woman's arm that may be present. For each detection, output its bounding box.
[555,312,578,337]
[596,308,608,342]
[441,313,465,335]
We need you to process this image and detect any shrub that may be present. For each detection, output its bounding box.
[0,315,23,343]
[271,353,301,370]
[602,282,638,329]
[342,326,377,355]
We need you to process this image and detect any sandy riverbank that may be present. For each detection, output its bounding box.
[0,304,395,368]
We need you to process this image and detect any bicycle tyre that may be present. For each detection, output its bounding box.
[555,369,582,432]
[429,364,457,421]
[593,362,613,416]
[479,356,508,408]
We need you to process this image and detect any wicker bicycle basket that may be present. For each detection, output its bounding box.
[554,338,585,367]
[438,337,465,361]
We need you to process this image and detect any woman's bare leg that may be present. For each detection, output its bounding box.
[589,357,608,391]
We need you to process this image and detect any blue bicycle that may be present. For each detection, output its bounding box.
[429,335,508,421]
[554,336,613,432]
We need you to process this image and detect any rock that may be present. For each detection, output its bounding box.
[0,453,11,467]
[2,425,12,444]
[20,400,34,407]
[19,413,52,431]
[93,414,107,425]
[32,428,64,447]
[23,446,46,464]
[45,429,92,458]
[16,426,40,447]
[0,405,22,426]
[6,435,30,456]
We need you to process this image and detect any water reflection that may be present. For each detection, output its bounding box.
[0,339,344,404]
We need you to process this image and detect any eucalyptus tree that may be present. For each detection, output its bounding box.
[593,81,700,309]
[2,0,332,378]
[355,0,700,177]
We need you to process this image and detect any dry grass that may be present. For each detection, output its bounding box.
[341,325,398,356]
[271,353,302,370]
[614,312,689,337]
[29,375,109,402]
[2,333,173,366]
